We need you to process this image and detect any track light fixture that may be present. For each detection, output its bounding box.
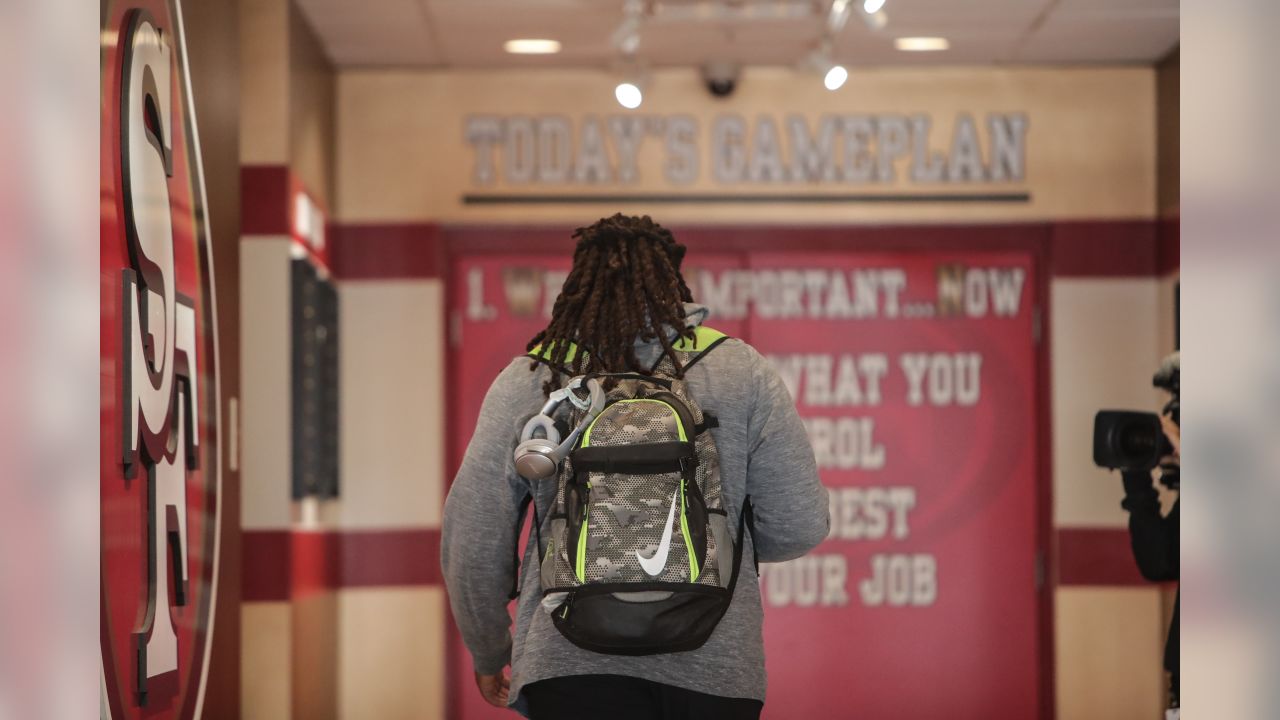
[615,81,643,109]
[824,64,849,91]
[610,0,646,55]
[827,0,854,33]
[805,39,847,92]
[610,0,649,108]
[860,7,888,30]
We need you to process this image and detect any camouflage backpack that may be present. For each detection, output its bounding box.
[529,326,751,655]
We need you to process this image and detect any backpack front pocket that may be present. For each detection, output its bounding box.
[566,396,704,585]
[569,465,697,585]
[550,583,732,656]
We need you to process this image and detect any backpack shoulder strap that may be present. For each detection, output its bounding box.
[509,489,548,600]
[527,340,583,376]
[651,326,731,374]
[533,329,730,376]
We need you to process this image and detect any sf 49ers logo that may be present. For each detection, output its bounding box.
[101,2,220,717]
[120,5,200,694]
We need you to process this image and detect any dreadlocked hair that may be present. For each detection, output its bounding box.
[527,214,696,395]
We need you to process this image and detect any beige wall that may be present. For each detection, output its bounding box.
[338,588,447,720]
[240,0,288,166]
[335,66,1155,224]
[1052,277,1168,527]
[1156,49,1179,218]
[242,602,291,720]
[240,0,335,204]
[288,1,336,206]
[1056,588,1167,720]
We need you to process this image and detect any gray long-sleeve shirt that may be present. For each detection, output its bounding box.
[441,305,828,709]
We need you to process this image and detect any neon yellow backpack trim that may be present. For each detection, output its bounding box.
[528,340,581,365]
[671,326,727,352]
[530,326,726,366]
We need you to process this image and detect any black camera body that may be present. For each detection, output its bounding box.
[1093,410,1173,471]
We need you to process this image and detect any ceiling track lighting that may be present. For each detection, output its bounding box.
[827,0,854,33]
[615,81,644,109]
[828,0,887,32]
[611,54,648,110]
[610,0,647,56]
[814,0,882,93]
[805,39,847,92]
[605,0,879,107]
[860,7,888,31]
[610,0,651,109]
[824,64,848,91]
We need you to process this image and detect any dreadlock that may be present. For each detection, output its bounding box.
[527,214,696,395]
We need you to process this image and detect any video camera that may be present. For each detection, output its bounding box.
[1093,352,1180,474]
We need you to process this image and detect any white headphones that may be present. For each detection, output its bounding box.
[513,376,606,481]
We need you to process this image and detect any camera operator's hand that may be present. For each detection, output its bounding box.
[1160,414,1180,463]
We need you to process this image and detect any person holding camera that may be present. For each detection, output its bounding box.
[1118,352,1180,713]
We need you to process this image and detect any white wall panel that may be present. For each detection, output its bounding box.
[241,237,295,529]
[338,279,445,529]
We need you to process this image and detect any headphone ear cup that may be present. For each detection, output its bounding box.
[514,438,560,480]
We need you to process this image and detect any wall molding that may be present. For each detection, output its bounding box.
[1057,527,1155,586]
[328,219,1176,280]
[242,528,442,602]
[329,224,445,280]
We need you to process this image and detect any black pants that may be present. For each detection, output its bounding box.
[523,674,763,720]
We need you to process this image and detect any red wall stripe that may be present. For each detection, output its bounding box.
[328,220,1177,279]
[1157,217,1179,276]
[1056,527,1150,586]
[329,224,445,280]
[341,529,443,588]
[1048,220,1160,277]
[241,165,292,236]
[422,220,1172,277]
[242,530,291,602]
[241,510,1161,639]
[243,528,442,601]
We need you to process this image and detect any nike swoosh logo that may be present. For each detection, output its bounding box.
[636,488,681,577]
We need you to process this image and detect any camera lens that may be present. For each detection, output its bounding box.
[1117,420,1158,457]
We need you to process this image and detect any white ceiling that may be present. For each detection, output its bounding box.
[295,0,1179,69]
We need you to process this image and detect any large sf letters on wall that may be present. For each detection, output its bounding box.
[101,1,221,718]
